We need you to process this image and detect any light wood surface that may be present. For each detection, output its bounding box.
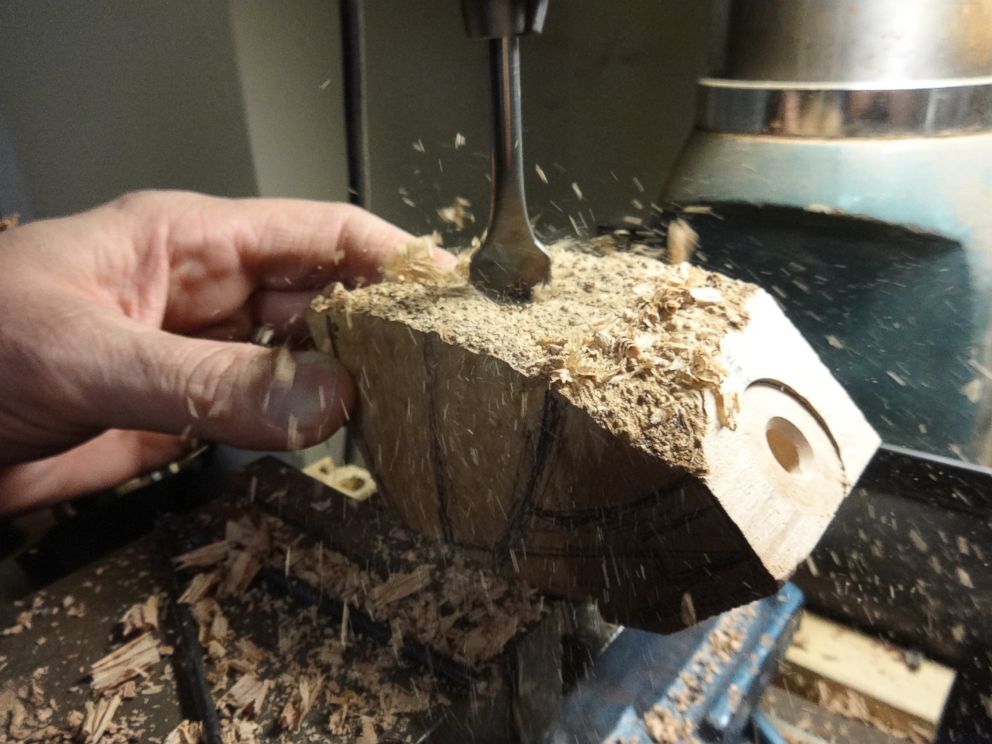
[782,611,955,730]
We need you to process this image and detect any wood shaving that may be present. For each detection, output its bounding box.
[259,507,545,666]
[368,566,432,611]
[219,718,261,743]
[458,614,520,665]
[278,675,323,732]
[90,633,161,692]
[189,598,231,656]
[437,197,474,230]
[221,551,262,595]
[358,715,379,743]
[173,540,228,570]
[667,218,698,265]
[178,571,220,605]
[380,233,469,286]
[164,720,203,744]
[0,684,31,741]
[273,345,296,388]
[225,517,272,556]
[643,703,698,743]
[80,693,122,744]
[118,594,159,637]
[1,611,32,636]
[218,674,270,718]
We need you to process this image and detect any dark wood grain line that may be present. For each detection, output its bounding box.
[424,334,454,542]
[526,473,700,531]
[495,389,565,562]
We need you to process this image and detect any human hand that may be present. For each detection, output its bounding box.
[0,190,450,513]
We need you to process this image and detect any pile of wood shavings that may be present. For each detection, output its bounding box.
[318,239,755,472]
[1,591,172,743]
[180,512,545,669]
[0,667,66,743]
[154,579,446,744]
[157,509,544,741]
[0,497,541,743]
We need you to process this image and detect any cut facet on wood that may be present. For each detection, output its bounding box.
[309,244,879,631]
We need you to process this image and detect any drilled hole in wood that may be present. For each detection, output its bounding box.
[766,416,813,475]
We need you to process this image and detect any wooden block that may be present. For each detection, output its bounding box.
[779,611,955,734]
[309,246,879,631]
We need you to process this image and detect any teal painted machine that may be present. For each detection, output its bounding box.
[663,0,992,467]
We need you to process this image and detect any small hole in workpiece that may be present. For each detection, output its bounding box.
[765,416,812,474]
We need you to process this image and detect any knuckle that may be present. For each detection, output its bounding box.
[108,190,160,213]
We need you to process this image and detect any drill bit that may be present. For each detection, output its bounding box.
[463,0,551,301]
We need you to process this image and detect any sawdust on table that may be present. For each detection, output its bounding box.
[315,237,755,474]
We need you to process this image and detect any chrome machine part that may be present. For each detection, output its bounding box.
[663,0,992,466]
[700,0,992,140]
[462,0,551,300]
[720,0,992,83]
[697,77,992,139]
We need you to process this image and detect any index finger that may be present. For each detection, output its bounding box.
[112,191,453,332]
[120,190,422,287]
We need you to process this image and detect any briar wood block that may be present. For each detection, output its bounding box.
[309,247,879,631]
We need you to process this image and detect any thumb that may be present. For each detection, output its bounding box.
[90,322,355,450]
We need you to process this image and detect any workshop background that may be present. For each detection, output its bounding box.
[0,0,709,234]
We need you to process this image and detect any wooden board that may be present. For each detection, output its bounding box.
[760,686,907,744]
[310,246,879,631]
[782,612,954,738]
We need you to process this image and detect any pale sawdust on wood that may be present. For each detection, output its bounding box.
[315,239,755,473]
[379,233,471,286]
